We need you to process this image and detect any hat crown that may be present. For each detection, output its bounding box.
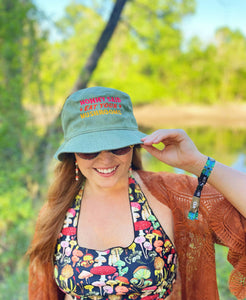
[62,87,138,141]
[55,86,146,160]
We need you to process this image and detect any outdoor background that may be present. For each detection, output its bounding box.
[0,0,246,299]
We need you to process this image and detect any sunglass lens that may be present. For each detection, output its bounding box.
[112,146,132,155]
[77,152,99,160]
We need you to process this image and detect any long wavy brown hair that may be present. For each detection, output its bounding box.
[27,147,143,272]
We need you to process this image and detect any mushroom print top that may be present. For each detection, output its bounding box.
[54,175,177,300]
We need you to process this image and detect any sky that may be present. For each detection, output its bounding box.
[181,0,246,42]
[34,0,246,43]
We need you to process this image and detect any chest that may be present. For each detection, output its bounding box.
[77,196,135,250]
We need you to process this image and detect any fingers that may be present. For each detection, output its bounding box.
[141,144,165,161]
[141,129,186,146]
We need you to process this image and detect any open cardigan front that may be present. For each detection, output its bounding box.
[28,171,246,300]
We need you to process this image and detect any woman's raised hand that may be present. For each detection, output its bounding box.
[141,129,206,175]
[141,129,246,218]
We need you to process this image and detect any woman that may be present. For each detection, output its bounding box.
[28,87,246,300]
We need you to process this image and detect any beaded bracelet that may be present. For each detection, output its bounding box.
[188,157,216,220]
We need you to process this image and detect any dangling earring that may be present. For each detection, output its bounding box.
[75,161,79,181]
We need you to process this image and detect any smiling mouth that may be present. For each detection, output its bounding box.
[95,166,118,174]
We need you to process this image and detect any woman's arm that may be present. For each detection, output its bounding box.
[141,129,246,217]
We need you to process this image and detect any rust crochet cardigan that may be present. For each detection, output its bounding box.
[28,171,246,300]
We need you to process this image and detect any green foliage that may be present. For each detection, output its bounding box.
[0,0,44,296]
[92,0,196,103]
[30,0,246,105]
[215,245,237,300]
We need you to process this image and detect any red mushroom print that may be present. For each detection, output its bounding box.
[67,208,76,217]
[62,227,76,236]
[134,221,151,236]
[61,227,76,241]
[115,276,129,286]
[90,266,117,283]
[131,202,141,210]
[152,230,162,241]
[129,176,135,184]
[142,286,158,297]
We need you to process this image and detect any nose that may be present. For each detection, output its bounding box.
[97,150,115,161]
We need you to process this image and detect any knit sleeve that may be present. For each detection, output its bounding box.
[138,170,246,300]
[171,172,246,300]
[205,190,246,300]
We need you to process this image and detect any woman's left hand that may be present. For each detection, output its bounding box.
[141,129,206,174]
[142,129,246,218]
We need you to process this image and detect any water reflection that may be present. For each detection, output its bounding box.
[231,154,246,173]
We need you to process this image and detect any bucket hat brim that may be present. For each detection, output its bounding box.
[55,129,146,161]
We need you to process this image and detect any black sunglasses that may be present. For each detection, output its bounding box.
[76,145,134,160]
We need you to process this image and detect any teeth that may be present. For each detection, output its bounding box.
[96,166,117,174]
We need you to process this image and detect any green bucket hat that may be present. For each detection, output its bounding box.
[55,86,146,160]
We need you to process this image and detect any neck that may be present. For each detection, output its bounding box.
[83,175,130,201]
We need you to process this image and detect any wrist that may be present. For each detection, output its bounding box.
[185,153,208,176]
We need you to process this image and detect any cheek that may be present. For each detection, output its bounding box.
[120,152,133,168]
